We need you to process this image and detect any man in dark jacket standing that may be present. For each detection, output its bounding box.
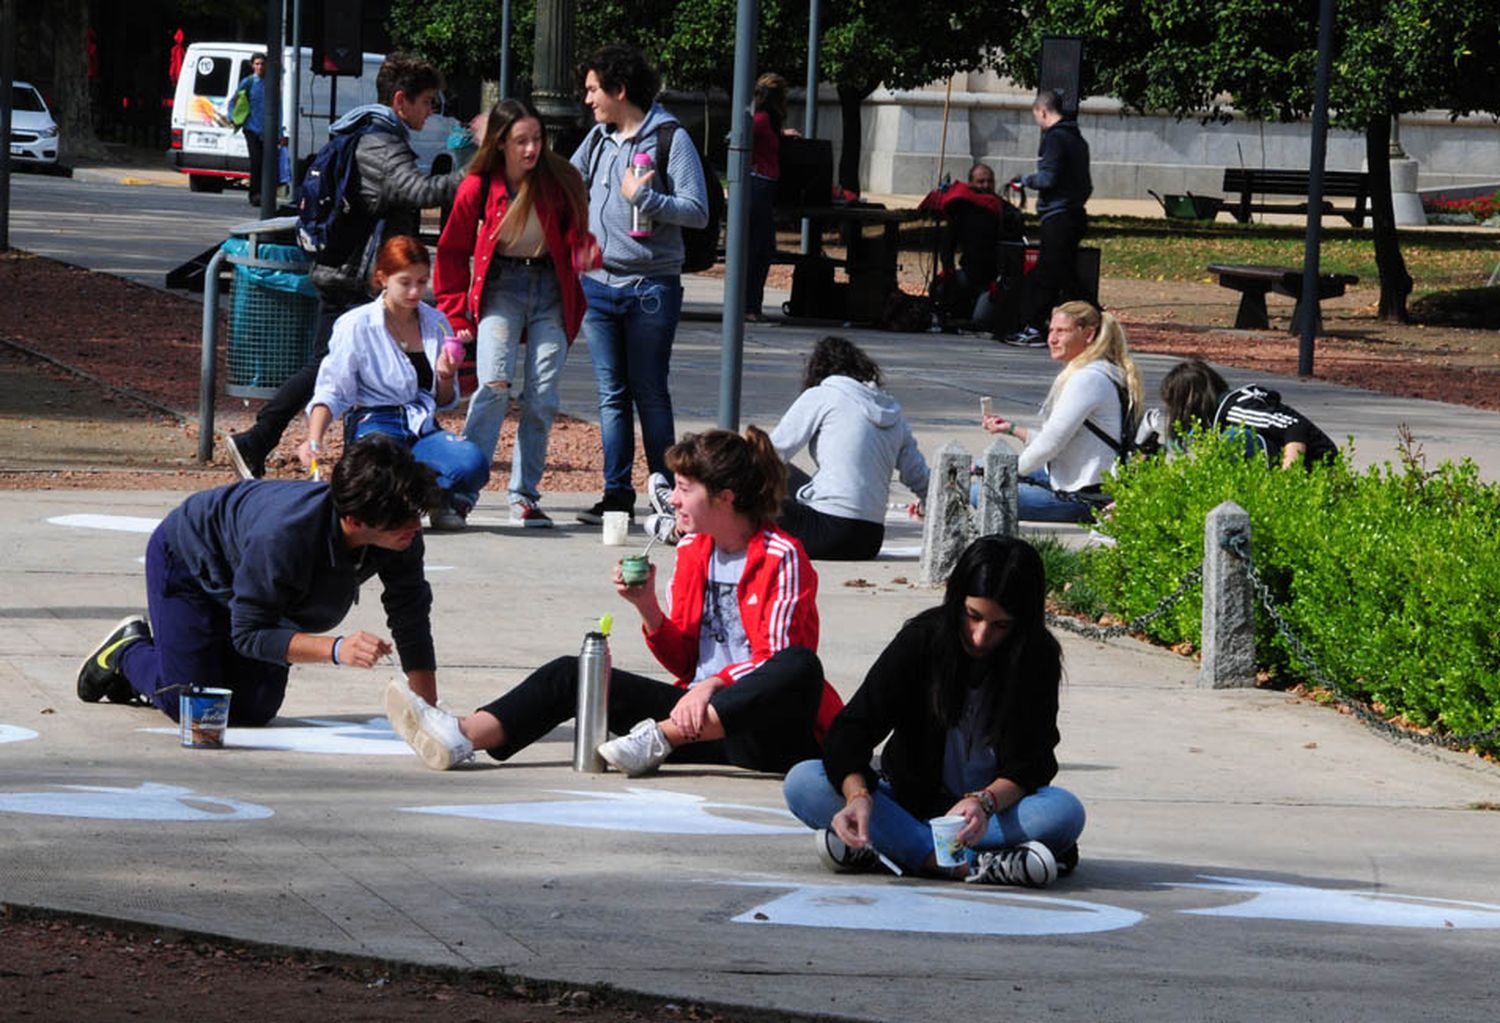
[78,436,450,727]
[1003,90,1091,347]
[227,55,468,480]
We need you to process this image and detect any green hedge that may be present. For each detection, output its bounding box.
[1077,433,1500,745]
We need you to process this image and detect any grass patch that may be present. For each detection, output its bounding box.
[1088,216,1500,298]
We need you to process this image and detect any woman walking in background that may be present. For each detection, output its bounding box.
[747,73,792,321]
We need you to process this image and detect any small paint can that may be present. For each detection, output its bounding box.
[179,687,232,749]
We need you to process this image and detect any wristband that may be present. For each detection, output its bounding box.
[331,636,343,665]
[965,789,998,816]
[309,439,321,452]
[1004,423,1015,436]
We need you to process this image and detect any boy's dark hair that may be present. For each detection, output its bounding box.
[377,54,444,106]
[1033,89,1065,116]
[578,44,660,113]
[330,434,443,528]
[803,335,883,390]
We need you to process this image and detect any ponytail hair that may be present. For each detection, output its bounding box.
[665,426,786,523]
[1042,300,1144,422]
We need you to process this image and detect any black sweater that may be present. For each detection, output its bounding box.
[821,608,1060,819]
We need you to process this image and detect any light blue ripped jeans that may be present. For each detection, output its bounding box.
[460,264,570,508]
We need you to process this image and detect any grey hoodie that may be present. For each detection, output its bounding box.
[770,375,930,523]
[570,103,710,285]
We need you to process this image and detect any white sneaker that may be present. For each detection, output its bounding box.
[644,512,680,546]
[964,840,1058,888]
[383,680,474,770]
[647,472,674,516]
[597,717,672,777]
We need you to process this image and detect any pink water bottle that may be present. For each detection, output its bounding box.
[441,336,466,365]
[629,153,654,238]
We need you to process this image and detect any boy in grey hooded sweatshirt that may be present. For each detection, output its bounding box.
[570,44,710,525]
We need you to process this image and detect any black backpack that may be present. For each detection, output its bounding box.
[1084,380,1141,464]
[585,122,725,273]
[296,118,397,266]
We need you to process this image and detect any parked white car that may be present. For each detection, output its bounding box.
[8,81,60,165]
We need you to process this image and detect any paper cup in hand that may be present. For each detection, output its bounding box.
[601,510,630,546]
[929,814,969,868]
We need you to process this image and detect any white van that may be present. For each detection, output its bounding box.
[168,41,457,193]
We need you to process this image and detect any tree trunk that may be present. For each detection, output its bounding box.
[835,82,876,196]
[1364,116,1412,323]
[50,0,104,161]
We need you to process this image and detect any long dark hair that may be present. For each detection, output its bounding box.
[802,335,884,390]
[755,72,788,134]
[1160,358,1229,442]
[927,536,1061,745]
[467,98,589,243]
[665,426,786,523]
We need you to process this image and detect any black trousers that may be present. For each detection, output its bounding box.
[480,647,825,774]
[244,129,264,203]
[777,462,885,561]
[238,289,362,459]
[1020,207,1088,330]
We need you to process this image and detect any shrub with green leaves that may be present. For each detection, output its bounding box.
[1080,433,1500,746]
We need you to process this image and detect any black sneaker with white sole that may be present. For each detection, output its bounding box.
[647,471,674,516]
[964,840,1058,888]
[999,326,1046,348]
[576,492,636,525]
[77,615,151,704]
[814,828,879,873]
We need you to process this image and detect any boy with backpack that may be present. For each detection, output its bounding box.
[226,54,468,481]
[569,44,712,526]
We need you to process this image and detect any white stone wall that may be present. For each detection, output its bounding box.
[787,77,1500,198]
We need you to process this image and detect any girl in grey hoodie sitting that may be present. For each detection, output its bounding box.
[769,336,930,560]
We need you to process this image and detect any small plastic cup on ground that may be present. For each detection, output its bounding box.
[180,687,232,749]
[601,510,630,546]
[620,554,651,587]
[929,814,969,868]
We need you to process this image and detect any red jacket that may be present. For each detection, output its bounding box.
[434,171,594,341]
[644,526,844,742]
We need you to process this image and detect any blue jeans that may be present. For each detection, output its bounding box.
[782,759,1086,873]
[348,409,489,513]
[462,265,571,506]
[580,274,684,497]
[968,471,1099,524]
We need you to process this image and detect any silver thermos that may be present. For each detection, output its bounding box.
[574,629,612,772]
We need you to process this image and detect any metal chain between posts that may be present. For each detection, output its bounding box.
[1046,562,1203,641]
[1220,532,1500,752]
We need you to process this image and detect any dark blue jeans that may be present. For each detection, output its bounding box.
[747,174,778,316]
[119,525,290,725]
[348,409,490,514]
[580,274,684,498]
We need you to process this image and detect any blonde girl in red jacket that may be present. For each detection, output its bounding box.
[434,98,599,528]
[385,426,845,774]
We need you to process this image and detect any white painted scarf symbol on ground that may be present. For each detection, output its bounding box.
[404,787,805,835]
[0,781,273,821]
[725,880,1144,936]
[1167,876,1500,930]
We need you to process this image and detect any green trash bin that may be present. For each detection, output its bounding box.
[221,236,320,398]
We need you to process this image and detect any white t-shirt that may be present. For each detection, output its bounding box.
[693,547,750,685]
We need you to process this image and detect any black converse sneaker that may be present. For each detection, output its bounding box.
[77,615,150,704]
[814,828,878,873]
[964,841,1059,888]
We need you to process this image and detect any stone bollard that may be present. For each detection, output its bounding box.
[975,441,1019,539]
[1199,501,1256,688]
[920,442,974,587]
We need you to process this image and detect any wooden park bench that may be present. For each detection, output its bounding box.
[1221,168,1370,227]
[1207,263,1359,334]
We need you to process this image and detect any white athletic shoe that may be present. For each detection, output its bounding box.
[647,472,674,517]
[384,680,474,770]
[597,717,672,777]
[964,840,1058,888]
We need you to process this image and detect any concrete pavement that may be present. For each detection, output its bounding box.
[4,167,1500,1022]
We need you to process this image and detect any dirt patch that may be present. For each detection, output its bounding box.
[0,251,649,494]
[0,909,762,1023]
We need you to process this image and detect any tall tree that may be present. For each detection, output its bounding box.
[998,0,1500,322]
